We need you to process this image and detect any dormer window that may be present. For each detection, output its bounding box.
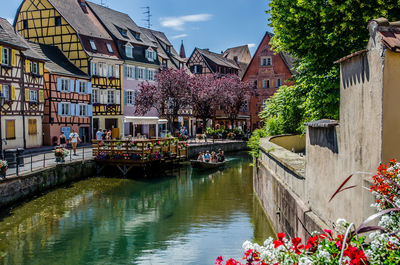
[30,61,38,74]
[125,44,133,58]
[121,29,128,38]
[146,49,156,61]
[261,56,272,66]
[55,16,61,27]
[106,43,113,53]
[90,40,97,51]
[166,46,171,53]
[130,30,141,41]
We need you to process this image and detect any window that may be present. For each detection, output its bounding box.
[29,90,38,102]
[91,62,97,76]
[55,16,61,26]
[79,104,88,116]
[137,68,144,79]
[121,29,128,38]
[146,49,155,61]
[2,85,10,100]
[162,59,167,68]
[276,79,281,88]
[193,65,202,74]
[148,69,155,81]
[107,64,113,77]
[263,80,270,89]
[130,30,141,40]
[126,90,135,105]
[60,103,70,116]
[28,119,37,135]
[241,101,248,112]
[106,43,113,53]
[6,120,15,140]
[61,79,70,92]
[166,46,171,53]
[2,47,9,66]
[98,63,106,77]
[23,20,28,29]
[92,89,99,103]
[30,61,38,74]
[79,81,87,93]
[125,45,133,58]
[90,40,97,51]
[107,90,115,104]
[125,65,135,79]
[261,56,272,66]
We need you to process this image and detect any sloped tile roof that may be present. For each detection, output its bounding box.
[48,0,112,40]
[197,48,239,69]
[29,42,89,78]
[0,17,45,61]
[87,1,155,48]
[223,45,251,64]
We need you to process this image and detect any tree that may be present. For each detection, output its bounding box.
[219,75,252,128]
[190,74,224,133]
[135,68,192,132]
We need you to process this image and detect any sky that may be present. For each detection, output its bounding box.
[1,0,272,56]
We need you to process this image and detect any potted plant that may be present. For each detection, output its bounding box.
[54,147,68,162]
[0,160,8,180]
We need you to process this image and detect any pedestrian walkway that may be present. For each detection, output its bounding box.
[3,146,93,180]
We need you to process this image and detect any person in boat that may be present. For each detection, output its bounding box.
[197,152,204,161]
[217,149,225,162]
[211,152,218,163]
[204,151,211,162]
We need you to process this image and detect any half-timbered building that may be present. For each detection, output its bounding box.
[29,43,92,146]
[14,0,124,139]
[0,17,46,150]
[242,32,295,130]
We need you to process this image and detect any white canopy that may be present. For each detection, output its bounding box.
[124,116,168,138]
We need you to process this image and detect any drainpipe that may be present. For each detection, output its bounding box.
[21,57,27,149]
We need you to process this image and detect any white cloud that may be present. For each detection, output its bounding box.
[160,14,212,31]
[171,34,188,39]
[247,43,256,48]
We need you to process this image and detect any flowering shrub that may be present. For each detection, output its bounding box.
[217,160,400,265]
[0,160,8,172]
[54,147,68,159]
[128,141,138,149]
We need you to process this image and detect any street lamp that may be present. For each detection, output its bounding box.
[0,95,5,159]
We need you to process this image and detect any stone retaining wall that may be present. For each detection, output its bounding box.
[0,160,96,209]
[188,141,248,158]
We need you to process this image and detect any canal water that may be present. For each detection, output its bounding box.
[0,152,274,265]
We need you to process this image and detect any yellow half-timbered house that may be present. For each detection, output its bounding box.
[15,0,124,139]
[0,18,46,150]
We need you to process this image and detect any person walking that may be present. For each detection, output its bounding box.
[96,128,103,141]
[59,131,67,148]
[69,130,81,156]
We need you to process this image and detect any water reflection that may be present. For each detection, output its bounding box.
[0,152,274,265]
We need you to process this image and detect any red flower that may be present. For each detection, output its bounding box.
[216,256,224,265]
[225,258,240,265]
[324,229,333,238]
[273,240,284,248]
[277,233,286,241]
[305,235,319,251]
[291,237,304,254]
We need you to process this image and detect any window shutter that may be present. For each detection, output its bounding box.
[11,86,15,100]
[58,103,62,116]
[25,60,30,73]
[69,79,74,92]
[39,62,44,75]
[145,69,149,80]
[87,82,92,94]
[88,105,93,116]
[25,89,30,102]
[153,52,157,60]
[145,50,148,59]
[116,65,120,78]
[38,90,44,102]
[70,103,75,116]
[123,65,127,78]
[11,49,16,66]
[116,90,121,104]
[135,67,139,79]
[0,84,2,95]
[75,80,80,92]
[0,46,2,63]
[76,104,80,116]
[100,90,106,104]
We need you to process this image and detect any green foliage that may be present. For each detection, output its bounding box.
[206,127,215,136]
[248,129,268,159]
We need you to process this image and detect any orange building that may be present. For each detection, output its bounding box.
[242,32,295,130]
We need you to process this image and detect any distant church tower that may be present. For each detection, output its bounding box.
[179,40,186,58]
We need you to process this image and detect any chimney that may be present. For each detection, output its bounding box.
[78,0,89,14]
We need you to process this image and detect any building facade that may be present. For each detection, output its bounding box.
[30,43,92,145]
[242,32,294,130]
[15,0,123,139]
[0,18,46,150]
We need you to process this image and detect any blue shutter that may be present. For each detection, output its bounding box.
[69,79,74,92]
[70,103,75,116]
[57,103,62,116]
[88,105,93,116]
[145,50,149,59]
[57,78,62,91]
[153,51,157,60]
[75,80,80,93]
[145,69,149,80]
[135,67,139,79]
[76,104,80,116]
[123,65,127,78]
[123,91,128,105]
[87,82,92,94]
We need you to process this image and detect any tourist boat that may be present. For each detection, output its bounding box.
[190,160,226,169]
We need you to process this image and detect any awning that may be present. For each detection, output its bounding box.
[124,116,167,125]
